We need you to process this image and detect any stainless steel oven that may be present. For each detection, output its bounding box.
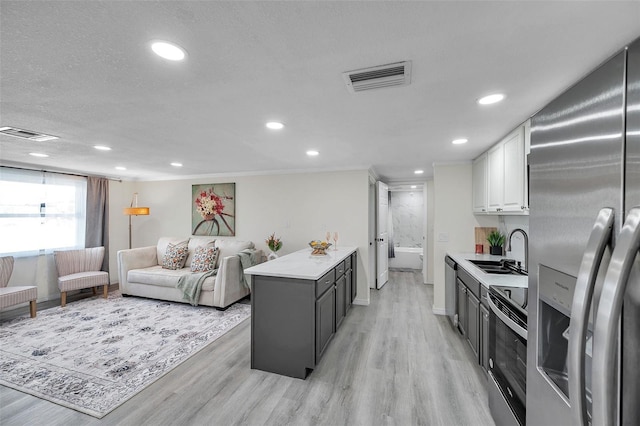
[488,285,528,426]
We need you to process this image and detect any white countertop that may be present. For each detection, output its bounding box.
[245,246,358,280]
[447,252,529,289]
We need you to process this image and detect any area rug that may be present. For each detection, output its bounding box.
[0,291,251,418]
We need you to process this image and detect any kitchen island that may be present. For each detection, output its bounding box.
[244,246,358,379]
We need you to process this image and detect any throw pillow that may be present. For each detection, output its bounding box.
[190,246,219,273]
[162,242,189,270]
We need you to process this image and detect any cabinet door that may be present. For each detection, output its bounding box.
[502,126,525,211]
[351,253,357,303]
[480,303,490,371]
[472,153,488,213]
[487,142,504,212]
[335,275,346,329]
[316,286,336,362]
[345,269,352,313]
[457,279,467,336]
[467,291,480,360]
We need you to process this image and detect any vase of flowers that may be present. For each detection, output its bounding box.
[265,233,282,260]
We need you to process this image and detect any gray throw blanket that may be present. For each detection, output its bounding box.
[237,249,261,290]
[176,269,217,306]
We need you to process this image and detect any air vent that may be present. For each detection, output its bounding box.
[0,126,59,142]
[342,61,412,93]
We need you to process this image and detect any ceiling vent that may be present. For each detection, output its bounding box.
[0,126,59,142]
[342,61,412,93]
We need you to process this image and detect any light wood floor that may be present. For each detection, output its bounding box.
[0,271,494,426]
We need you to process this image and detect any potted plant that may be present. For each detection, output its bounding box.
[487,230,505,256]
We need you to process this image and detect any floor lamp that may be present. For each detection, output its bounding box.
[123,193,150,249]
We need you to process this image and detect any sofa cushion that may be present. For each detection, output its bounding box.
[128,266,216,291]
[185,236,216,267]
[191,246,219,273]
[156,237,189,266]
[162,242,189,270]
[214,240,254,268]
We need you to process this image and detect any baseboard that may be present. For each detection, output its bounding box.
[432,306,446,315]
[353,297,369,306]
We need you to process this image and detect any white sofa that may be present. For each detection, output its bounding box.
[117,237,261,309]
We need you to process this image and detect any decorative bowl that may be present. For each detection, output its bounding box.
[309,240,332,256]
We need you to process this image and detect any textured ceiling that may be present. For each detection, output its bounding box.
[1,1,639,182]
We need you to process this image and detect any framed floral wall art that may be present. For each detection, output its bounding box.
[191,183,235,236]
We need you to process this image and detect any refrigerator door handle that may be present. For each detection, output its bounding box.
[569,208,614,426]
[593,207,640,426]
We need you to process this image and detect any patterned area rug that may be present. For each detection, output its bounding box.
[0,291,251,418]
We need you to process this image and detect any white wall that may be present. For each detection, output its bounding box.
[432,163,498,314]
[425,180,434,284]
[120,170,372,305]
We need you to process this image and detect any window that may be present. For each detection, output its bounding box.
[0,168,87,256]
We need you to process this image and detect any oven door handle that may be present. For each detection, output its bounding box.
[569,207,614,426]
[487,293,527,340]
[593,207,640,426]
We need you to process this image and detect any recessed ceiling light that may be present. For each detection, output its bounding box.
[170,162,183,167]
[411,185,417,189]
[115,166,126,171]
[478,93,505,105]
[452,138,468,145]
[151,41,186,61]
[306,150,319,156]
[94,145,111,151]
[29,152,49,158]
[414,169,424,175]
[266,122,284,130]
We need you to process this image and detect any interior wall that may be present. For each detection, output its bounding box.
[425,179,434,284]
[432,163,498,314]
[390,190,423,248]
[122,170,372,305]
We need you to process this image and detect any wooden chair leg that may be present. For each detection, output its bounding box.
[61,292,66,307]
[29,300,37,318]
[92,287,97,295]
[103,284,109,299]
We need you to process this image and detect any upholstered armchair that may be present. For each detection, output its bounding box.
[54,247,109,307]
[0,256,38,318]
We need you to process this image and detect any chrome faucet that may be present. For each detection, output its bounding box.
[506,228,529,273]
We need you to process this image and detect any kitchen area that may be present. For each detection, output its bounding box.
[440,36,640,426]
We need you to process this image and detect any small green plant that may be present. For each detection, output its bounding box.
[487,230,505,248]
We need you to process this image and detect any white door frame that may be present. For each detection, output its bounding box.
[376,181,389,289]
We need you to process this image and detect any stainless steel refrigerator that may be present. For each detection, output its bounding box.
[527,36,640,426]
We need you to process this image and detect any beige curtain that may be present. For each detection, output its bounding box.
[85,177,109,271]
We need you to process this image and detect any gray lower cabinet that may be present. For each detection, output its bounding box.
[480,303,490,371]
[457,279,467,336]
[467,290,480,358]
[316,284,336,361]
[335,274,346,330]
[251,250,357,379]
[345,269,352,313]
[453,264,491,373]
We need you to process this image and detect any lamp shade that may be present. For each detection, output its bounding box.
[123,207,150,216]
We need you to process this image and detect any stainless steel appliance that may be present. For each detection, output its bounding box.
[527,36,640,426]
[488,285,528,426]
[445,255,457,326]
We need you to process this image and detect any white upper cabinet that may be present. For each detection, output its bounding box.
[474,121,529,215]
[472,153,488,213]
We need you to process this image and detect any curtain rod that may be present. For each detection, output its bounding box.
[0,165,122,182]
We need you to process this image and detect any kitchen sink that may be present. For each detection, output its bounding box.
[468,259,527,276]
